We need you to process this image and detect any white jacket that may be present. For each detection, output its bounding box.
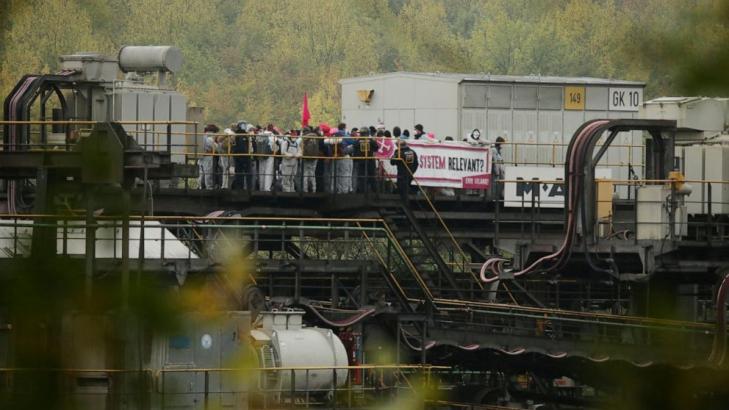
[281,136,302,159]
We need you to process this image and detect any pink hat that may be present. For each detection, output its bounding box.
[320,123,331,135]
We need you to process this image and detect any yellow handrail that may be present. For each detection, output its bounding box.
[397,157,484,291]
[0,214,718,330]
[358,221,434,301]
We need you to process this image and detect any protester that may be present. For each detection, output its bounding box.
[257,130,277,191]
[356,126,379,193]
[466,128,487,146]
[321,124,339,192]
[330,126,355,193]
[487,136,506,200]
[493,136,506,179]
[422,132,438,144]
[202,116,498,200]
[315,126,330,192]
[391,140,418,200]
[217,128,235,189]
[392,126,401,139]
[231,122,253,190]
[302,127,320,192]
[199,124,219,189]
[279,131,301,192]
[413,124,425,140]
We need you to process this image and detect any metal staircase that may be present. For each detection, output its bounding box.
[380,207,462,300]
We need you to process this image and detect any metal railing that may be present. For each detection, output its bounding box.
[488,177,729,244]
[0,214,722,358]
[1,120,644,192]
[0,215,438,303]
[0,364,446,409]
[497,140,645,169]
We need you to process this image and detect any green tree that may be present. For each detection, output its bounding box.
[1,0,727,125]
[394,0,473,72]
[0,0,109,94]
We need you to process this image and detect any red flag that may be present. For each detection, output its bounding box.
[301,93,311,127]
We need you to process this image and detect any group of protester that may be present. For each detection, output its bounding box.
[197,121,504,199]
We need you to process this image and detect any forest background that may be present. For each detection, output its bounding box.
[0,0,727,128]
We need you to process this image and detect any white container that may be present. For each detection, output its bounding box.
[118,46,183,73]
[271,328,348,391]
[636,185,686,239]
[255,310,348,393]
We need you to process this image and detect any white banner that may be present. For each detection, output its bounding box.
[377,140,491,189]
[504,166,612,208]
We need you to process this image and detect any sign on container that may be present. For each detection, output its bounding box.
[608,87,642,112]
[504,166,612,208]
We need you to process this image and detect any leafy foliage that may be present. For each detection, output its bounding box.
[0,0,726,127]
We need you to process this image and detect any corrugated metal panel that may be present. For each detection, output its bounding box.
[461,109,487,140]
[586,87,609,110]
[680,145,729,215]
[539,86,562,110]
[514,86,538,109]
[563,110,585,141]
[153,94,169,152]
[137,92,154,149]
[562,111,586,165]
[487,85,512,108]
[462,84,487,108]
[538,111,563,166]
[703,147,729,214]
[170,94,187,163]
[113,92,138,135]
[486,109,511,163]
[513,110,538,164]
[487,109,512,140]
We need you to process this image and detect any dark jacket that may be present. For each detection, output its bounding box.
[391,146,418,176]
[355,136,379,158]
[233,133,253,154]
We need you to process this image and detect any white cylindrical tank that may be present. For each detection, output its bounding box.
[118,46,183,73]
[271,327,348,391]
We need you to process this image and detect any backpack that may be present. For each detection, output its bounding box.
[284,138,299,156]
[340,138,355,156]
[256,134,273,155]
[233,135,249,153]
[303,137,319,156]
